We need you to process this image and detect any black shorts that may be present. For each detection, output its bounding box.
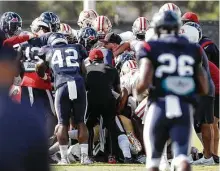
[195,96,214,124]
[55,81,86,126]
[214,95,219,118]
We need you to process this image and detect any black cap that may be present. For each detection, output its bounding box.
[102,32,122,45]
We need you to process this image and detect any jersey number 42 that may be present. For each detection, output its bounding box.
[51,49,79,68]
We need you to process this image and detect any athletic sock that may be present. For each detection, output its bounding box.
[118,134,131,158]
[59,145,68,159]
[68,129,78,140]
[80,144,89,155]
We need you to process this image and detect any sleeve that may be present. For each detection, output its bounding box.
[204,43,219,67]
[3,35,29,47]
[135,41,151,61]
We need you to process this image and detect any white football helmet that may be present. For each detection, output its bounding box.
[159,3,182,17]
[132,17,150,36]
[92,15,112,39]
[120,60,137,76]
[77,9,98,28]
[179,25,199,43]
[30,17,49,34]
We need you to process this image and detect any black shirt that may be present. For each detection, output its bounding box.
[86,62,120,101]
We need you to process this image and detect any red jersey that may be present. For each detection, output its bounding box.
[3,35,30,47]
[209,61,219,94]
[21,69,52,90]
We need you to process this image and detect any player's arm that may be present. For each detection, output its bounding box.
[3,33,37,47]
[113,42,130,58]
[196,49,209,95]
[119,87,128,112]
[136,58,153,94]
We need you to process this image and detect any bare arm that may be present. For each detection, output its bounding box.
[113,42,130,58]
[136,58,154,95]
[119,87,128,112]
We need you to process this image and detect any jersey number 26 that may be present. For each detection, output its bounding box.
[155,53,195,78]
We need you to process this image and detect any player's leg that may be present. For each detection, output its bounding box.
[44,90,57,140]
[144,101,169,171]
[213,95,219,158]
[101,98,119,163]
[169,102,193,171]
[73,80,92,164]
[54,84,71,164]
[115,115,133,163]
[193,96,215,164]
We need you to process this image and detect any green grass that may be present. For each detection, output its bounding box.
[51,128,220,171]
[51,164,219,171]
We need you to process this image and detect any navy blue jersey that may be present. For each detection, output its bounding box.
[40,43,88,89]
[19,33,52,72]
[136,36,202,102]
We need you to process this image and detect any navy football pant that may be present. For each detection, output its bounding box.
[55,81,87,126]
[143,99,193,168]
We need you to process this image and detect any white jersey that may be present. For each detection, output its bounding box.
[145,28,157,42]
[119,31,136,42]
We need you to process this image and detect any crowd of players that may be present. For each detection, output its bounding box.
[0,2,219,170]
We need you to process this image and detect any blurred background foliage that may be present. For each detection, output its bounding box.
[0,1,218,22]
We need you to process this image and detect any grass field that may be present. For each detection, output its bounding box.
[51,128,220,171]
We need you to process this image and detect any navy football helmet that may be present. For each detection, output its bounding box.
[0,12,22,37]
[78,27,98,51]
[39,12,60,32]
[184,22,202,41]
[151,11,181,35]
[47,33,68,46]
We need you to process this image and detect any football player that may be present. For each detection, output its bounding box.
[36,33,92,165]
[135,11,208,171]
[17,12,61,139]
[182,13,219,164]
[179,24,216,165]
[114,17,150,59]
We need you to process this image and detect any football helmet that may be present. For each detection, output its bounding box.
[184,22,202,41]
[59,23,76,44]
[179,25,199,43]
[120,60,137,76]
[159,3,182,17]
[30,17,50,34]
[92,16,112,40]
[132,17,150,38]
[115,52,135,71]
[151,11,181,36]
[77,9,98,28]
[78,27,98,51]
[39,12,60,32]
[0,12,22,37]
[47,32,68,46]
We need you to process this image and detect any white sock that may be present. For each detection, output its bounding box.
[49,142,59,155]
[59,145,68,160]
[80,144,88,155]
[68,130,78,140]
[118,134,131,158]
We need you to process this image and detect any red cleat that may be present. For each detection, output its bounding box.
[108,155,116,164]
